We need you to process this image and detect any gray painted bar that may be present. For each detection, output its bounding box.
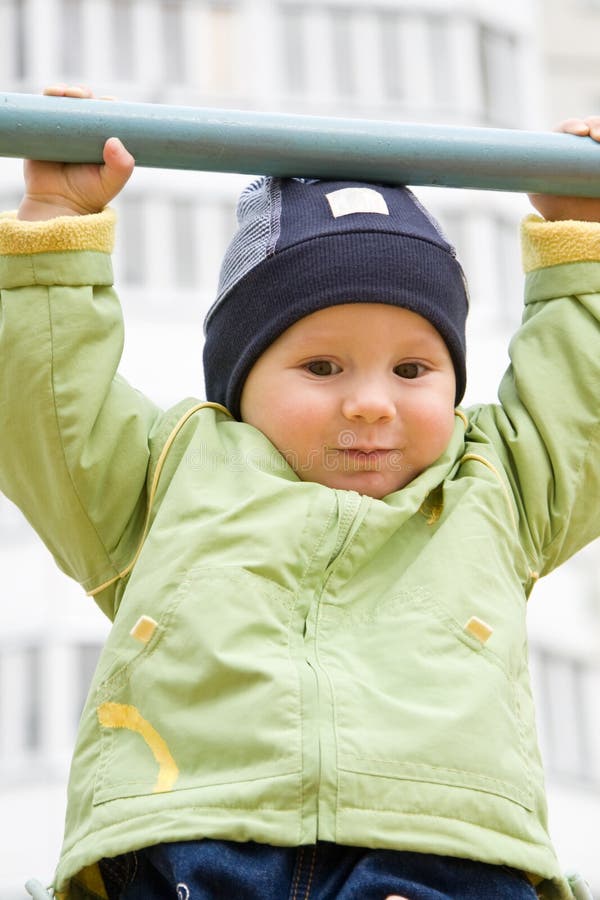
[1,92,600,195]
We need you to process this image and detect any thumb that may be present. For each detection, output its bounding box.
[101,137,135,196]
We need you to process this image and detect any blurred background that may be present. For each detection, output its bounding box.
[0,0,599,896]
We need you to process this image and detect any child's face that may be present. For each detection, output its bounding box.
[240,303,457,499]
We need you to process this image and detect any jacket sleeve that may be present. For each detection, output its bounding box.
[0,209,162,616]
[471,215,600,578]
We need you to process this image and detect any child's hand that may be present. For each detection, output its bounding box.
[529,116,600,222]
[17,84,135,221]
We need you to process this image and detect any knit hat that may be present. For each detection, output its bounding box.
[203,177,469,419]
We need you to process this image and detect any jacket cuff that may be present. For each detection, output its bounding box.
[0,207,116,255]
[521,214,600,273]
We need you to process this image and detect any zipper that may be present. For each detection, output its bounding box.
[325,492,364,569]
[303,491,370,840]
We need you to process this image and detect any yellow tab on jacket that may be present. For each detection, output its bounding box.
[130,615,158,644]
[464,616,494,644]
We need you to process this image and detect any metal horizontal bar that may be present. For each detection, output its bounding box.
[1,92,600,195]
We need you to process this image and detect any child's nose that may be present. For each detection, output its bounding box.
[341,381,396,423]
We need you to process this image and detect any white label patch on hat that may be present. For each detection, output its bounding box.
[325,187,389,218]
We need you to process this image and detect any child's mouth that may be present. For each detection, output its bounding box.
[338,448,395,470]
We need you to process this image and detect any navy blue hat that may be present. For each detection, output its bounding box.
[203,177,468,419]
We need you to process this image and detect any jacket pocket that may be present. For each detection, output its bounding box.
[320,586,536,811]
[92,566,301,805]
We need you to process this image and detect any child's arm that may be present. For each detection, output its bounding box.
[0,86,164,617]
[473,116,600,577]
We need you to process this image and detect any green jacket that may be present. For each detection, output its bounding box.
[1,209,600,900]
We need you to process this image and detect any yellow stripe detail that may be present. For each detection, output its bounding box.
[454,408,468,428]
[460,453,517,532]
[0,207,116,254]
[88,401,232,597]
[521,214,600,273]
[97,702,179,793]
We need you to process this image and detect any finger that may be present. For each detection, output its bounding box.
[43,83,93,99]
[73,84,94,98]
[385,895,409,899]
[43,83,69,97]
[583,115,600,142]
[554,117,590,136]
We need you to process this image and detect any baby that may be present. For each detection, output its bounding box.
[2,86,600,900]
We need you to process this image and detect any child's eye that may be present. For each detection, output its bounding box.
[305,360,341,376]
[394,362,424,379]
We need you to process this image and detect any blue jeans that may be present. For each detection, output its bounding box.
[99,839,538,899]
